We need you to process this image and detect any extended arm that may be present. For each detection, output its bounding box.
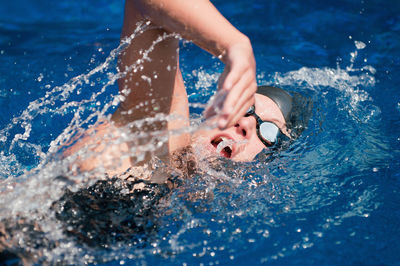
[119,0,257,129]
[134,0,247,60]
[66,0,257,176]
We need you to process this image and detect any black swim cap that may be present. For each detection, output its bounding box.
[256,85,312,140]
[256,85,293,123]
[254,85,312,161]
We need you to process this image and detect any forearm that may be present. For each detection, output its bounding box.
[132,0,250,62]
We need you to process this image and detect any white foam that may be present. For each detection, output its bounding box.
[272,42,378,123]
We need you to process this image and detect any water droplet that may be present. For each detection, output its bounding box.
[141,75,151,84]
[355,40,366,50]
[314,231,323,237]
[302,242,314,249]
[233,228,242,234]
[37,73,44,82]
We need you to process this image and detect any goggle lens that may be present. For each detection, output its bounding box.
[259,121,279,144]
[245,105,280,147]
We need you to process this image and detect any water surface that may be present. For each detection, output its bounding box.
[0,0,399,264]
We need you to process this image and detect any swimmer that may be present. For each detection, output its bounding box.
[66,0,307,178]
[193,85,295,162]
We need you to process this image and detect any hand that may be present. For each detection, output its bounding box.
[204,38,257,129]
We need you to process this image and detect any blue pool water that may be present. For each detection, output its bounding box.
[1,0,400,264]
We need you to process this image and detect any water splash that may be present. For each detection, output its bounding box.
[0,21,183,177]
[272,41,378,123]
[0,21,202,263]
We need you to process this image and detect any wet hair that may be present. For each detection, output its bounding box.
[256,85,313,150]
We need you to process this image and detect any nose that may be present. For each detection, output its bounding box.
[234,116,257,139]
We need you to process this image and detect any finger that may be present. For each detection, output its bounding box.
[203,67,230,119]
[224,92,255,129]
[220,62,243,93]
[221,81,256,129]
[203,105,217,120]
[203,89,228,119]
[222,68,255,113]
[204,65,237,120]
[217,84,255,129]
[217,67,229,90]
[218,78,255,128]
[218,72,256,126]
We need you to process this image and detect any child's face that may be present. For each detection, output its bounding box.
[193,93,287,161]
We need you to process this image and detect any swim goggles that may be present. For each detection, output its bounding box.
[245,105,282,147]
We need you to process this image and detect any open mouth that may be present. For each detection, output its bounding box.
[210,136,234,158]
